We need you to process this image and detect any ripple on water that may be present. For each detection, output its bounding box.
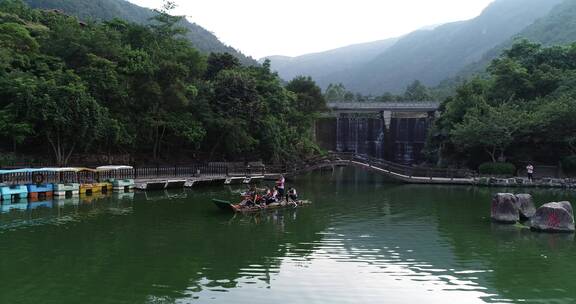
[3,177,576,303]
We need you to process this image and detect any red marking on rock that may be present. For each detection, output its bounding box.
[548,212,560,227]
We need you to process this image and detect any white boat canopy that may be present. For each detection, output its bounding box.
[96,165,134,171]
[0,166,133,174]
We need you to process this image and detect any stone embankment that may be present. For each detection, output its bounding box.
[475,177,576,188]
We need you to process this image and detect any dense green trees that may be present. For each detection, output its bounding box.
[403,80,431,101]
[286,76,326,113]
[431,40,576,169]
[0,0,325,165]
[324,80,432,103]
[324,83,355,102]
[22,0,257,65]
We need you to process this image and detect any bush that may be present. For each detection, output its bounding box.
[479,162,517,176]
[0,153,18,167]
[561,155,576,175]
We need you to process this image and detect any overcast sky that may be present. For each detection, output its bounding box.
[128,0,495,59]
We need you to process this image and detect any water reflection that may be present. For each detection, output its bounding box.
[227,209,302,232]
[0,201,28,212]
[0,191,137,232]
[143,188,188,201]
[53,196,80,207]
[1,171,576,303]
[28,200,53,210]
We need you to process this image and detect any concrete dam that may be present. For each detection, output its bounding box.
[315,102,439,165]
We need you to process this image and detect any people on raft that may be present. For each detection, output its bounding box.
[240,185,259,207]
[238,179,300,209]
[276,175,285,198]
[240,194,255,207]
[287,187,298,202]
[263,187,279,205]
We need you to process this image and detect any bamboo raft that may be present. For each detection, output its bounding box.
[212,199,311,213]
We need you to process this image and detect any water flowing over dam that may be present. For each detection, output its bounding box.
[315,102,439,165]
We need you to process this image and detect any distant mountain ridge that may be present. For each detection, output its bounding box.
[266,0,564,94]
[23,0,256,65]
[262,38,399,84]
[459,0,576,78]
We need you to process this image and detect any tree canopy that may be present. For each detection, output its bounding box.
[431,40,576,168]
[0,0,325,165]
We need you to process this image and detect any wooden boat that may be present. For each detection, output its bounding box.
[212,198,311,213]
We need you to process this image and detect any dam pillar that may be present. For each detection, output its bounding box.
[317,102,440,165]
[382,110,392,130]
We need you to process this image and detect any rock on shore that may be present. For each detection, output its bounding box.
[530,201,575,233]
[491,193,519,223]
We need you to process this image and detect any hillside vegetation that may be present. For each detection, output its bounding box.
[268,0,563,95]
[459,0,576,78]
[23,0,256,65]
[431,40,576,170]
[0,0,324,165]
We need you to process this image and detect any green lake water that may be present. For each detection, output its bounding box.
[1,168,576,304]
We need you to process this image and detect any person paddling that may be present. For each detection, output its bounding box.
[271,188,279,203]
[287,187,298,202]
[264,187,277,205]
[276,175,285,198]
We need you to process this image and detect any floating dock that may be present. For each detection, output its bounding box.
[79,183,95,195]
[135,181,167,191]
[243,176,265,184]
[27,184,54,200]
[94,182,113,193]
[54,183,80,197]
[187,178,227,188]
[0,164,277,198]
[134,175,270,191]
[0,185,28,201]
[166,180,186,189]
[112,179,135,192]
[225,177,245,185]
[79,182,112,195]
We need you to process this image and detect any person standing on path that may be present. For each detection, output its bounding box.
[526,164,534,182]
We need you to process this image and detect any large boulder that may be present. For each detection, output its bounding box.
[515,194,536,220]
[531,201,575,233]
[491,193,519,223]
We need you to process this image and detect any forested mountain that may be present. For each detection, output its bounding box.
[459,0,576,78]
[263,38,398,86]
[0,0,324,165]
[22,0,256,65]
[267,0,563,95]
[431,41,576,170]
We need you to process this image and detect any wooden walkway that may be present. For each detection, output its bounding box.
[280,153,475,185]
[0,154,474,188]
[133,175,271,190]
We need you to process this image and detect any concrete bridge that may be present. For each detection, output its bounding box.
[327,102,440,113]
[315,102,441,165]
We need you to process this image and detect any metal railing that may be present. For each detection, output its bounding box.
[277,153,474,180]
[0,153,472,184]
[0,163,268,185]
